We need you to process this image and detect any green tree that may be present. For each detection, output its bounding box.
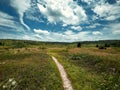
[77,42,81,48]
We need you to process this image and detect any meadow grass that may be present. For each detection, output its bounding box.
[0,47,63,90]
[0,40,120,90]
[49,47,120,90]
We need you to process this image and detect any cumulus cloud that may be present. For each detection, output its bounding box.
[86,23,101,29]
[64,30,74,35]
[92,31,103,35]
[71,26,82,31]
[106,16,118,21]
[34,29,50,35]
[99,23,120,40]
[37,0,87,25]
[10,0,31,30]
[33,28,90,42]
[23,35,32,40]
[1,0,120,42]
[108,23,120,35]
[26,15,41,22]
[63,30,90,41]
[62,24,67,27]
[25,4,43,22]
[93,2,120,20]
[19,25,120,41]
[113,30,120,35]
[81,0,95,5]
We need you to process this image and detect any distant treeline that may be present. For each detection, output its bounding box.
[0,39,120,48]
[0,39,70,48]
[76,40,120,47]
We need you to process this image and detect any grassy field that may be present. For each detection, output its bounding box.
[0,43,63,90]
[48,46,120,90]
[0,39,120,90]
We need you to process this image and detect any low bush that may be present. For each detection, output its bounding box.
[99,46,106,49]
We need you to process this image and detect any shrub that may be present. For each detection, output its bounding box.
[99,46,106,49]
[0,42,4,46]
[105,43,110,47]
[0,42,2,45]
[77,43,81,48]
[96,44,99,47]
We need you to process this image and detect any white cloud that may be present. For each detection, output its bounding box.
[93,3,120,20]
[92,31,103,35]
[71,26,82,31]
[23,35,31,40]
[0,11,25,32]
[25,6,43,22]
[101,23,120,38]
[62,24,67,27]
[93,4,111,17]
[92,15,99,20]
[0,11,15,28]
[37,0,87,25]
[87,25,96,28]
[117,1,120,4]
[64,31,90,41]
[81,0,95,5]
[86,23,101,28]
[0,11,13,19]
[26,15,41,22]
[10,0,31,30]
[34,29,50,35]
[109,23,120,35]
[113,30,120,35]
[64,30,74,35]
[33,28,90,42]
[106,16,118,21]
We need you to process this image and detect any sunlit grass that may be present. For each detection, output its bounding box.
[49,47,120,90]
[0,47,63,90]
[0,40,120,90]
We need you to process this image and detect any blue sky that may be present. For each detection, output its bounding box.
[0,0,120,42]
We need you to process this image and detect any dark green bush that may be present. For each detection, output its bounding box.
[77,43,81,48]
[99,46,106,49]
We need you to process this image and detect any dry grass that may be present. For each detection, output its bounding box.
[69,47,120,57]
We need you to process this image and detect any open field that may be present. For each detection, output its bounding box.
[0,39,120,90]
[0,40,63,90]
[48,41,120,90]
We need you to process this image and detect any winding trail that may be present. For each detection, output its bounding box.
[51,56,74,90]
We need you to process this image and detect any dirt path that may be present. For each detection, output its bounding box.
[52,56,74,90]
